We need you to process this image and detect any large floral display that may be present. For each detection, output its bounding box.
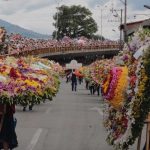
[90,59,114,85]
[0,56,62,105]
[103,28,150,149]
[84,28,150,149]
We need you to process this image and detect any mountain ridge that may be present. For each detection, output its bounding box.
[0,19,51,39]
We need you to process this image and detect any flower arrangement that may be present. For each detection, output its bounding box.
[90,59,114,85]
[103,66,128,109]
[0,56,62,105]
[84,28,150,149]
[103,28,150,149]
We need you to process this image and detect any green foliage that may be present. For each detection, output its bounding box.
[91,34,105,40]
[52,5,98,39]
[0,27,8,54]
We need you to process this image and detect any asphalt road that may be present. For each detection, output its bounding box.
[15,78,145,150]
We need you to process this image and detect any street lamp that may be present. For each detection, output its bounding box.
[134,14,150,19]
[119,0,127,43]
[97,6,103,41]
[144,5,150,9]
[113,9,123,50]
[100,9,103,41]
[55,0,62,40]
[97,5,107,41]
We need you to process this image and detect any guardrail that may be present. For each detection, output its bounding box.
[0,44,120,58]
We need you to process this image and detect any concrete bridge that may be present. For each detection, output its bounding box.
[1,44,120,65]
[22,45,120,64]
[24,45,119,56]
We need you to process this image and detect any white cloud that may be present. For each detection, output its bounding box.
[0,0,149,40]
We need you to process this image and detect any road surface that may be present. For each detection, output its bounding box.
[15,78,145,150]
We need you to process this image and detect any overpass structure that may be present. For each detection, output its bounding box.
[23,45,120,57]
[25,45,120,64]
[0,44,120,64]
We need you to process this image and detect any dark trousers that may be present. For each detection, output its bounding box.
[86,81,89,89]
[66,77,69,83]
[90,86,95,95]
[79,79,82,84]
[97,86,101,96]
[72,82,77,91]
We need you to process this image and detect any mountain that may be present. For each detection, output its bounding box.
[0,19,51,39]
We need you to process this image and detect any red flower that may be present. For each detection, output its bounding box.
[9,68,21,79]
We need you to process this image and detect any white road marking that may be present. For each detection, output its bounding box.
[90,107,103,116]
[26,128,43,150]
[45,107,52,114]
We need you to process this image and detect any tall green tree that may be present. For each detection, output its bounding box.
[91,34,105,40]
[52,5,98,39]
[0,27,8,54]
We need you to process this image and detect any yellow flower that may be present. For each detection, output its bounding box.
[109,66,128,109]
[25,79,40,88]
[102,74,111,94]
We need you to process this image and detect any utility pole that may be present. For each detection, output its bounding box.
[120,9,123,50]
[55,3,59,40]
[97,3,107,42]
[55,0,62,40]
[124,0,127,43]
[101,9,103,41]
[109,8,123,50]
[110,0,128,43]
[116,0,128,42]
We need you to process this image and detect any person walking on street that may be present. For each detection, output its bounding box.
[89,80,95,95]
[96,83,101,96]
[66,73,71,83]
[71,70,77,91]
[78,76,83,84]
[85,79,89,89]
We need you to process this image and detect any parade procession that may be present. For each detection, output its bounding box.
[0,0,150,150]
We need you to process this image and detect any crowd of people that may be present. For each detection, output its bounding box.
[67,70,100,96]
[0,31,120,55]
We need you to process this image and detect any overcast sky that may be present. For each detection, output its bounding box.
[0,0,149,40]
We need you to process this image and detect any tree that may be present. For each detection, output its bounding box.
[0,27,8,54]
[52,5,98,39]
[91,34,105,40]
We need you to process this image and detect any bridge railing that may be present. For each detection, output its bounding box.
[24,44,120,56]
[0,44,120,58]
